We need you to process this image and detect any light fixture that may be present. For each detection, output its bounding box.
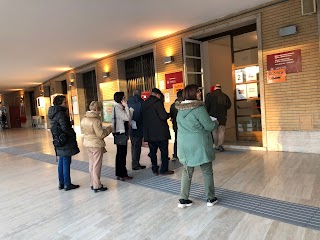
[70,73,75,80]
[164,56,173,64]
[102,72,110,78]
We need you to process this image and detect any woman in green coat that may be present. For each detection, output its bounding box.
[176,84,219,208]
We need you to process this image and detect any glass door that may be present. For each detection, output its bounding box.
[233,31,261,142]
[182,38,204,97]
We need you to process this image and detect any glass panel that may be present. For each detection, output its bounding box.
[236,99,261,116]
[234,48,258,68]
[186,58,201,73]
[233,31,257,51]
[237,117,262,132]
[187,74,202,86]
[185,42,201,57]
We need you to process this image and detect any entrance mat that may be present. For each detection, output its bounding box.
[137,176,320,231]
[1,146,320,230]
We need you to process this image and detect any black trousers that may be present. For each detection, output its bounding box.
[116,144,128,177]
[130,136,143,168]
[148,140,169,174]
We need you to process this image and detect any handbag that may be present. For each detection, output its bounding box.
[113,106,128,145]
[114,133,127,145]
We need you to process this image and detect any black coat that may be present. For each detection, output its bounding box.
[48,106,80,156]
[142,95,170,142]
[205,89,231,126]
[127,95,143,138]
[170,99,179,132]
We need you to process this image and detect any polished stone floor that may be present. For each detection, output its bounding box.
[0,128,320,239]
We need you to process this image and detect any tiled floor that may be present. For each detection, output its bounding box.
[1,128,320,239]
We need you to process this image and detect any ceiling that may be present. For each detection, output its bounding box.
[0,0,271,95]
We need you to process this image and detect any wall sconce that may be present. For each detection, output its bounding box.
[164,56,173,64]
[70,73,75,80]
[102,72,110,78]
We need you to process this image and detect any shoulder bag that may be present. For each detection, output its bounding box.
[113,107,128,145]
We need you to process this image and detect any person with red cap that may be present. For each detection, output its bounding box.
[205,83,231,152]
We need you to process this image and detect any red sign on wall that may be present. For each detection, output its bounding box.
[267,49,302,73]
[141,91,151,100]
[165,71,183,89]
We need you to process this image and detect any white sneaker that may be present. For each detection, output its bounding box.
[207,197,218,207]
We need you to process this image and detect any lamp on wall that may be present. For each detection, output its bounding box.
[102,72,110,78]
[70,73,75,80]
[164,56,173,64]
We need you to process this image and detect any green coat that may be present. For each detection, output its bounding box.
[176,100,218,167]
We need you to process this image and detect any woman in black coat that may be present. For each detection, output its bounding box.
[48,95,80,191]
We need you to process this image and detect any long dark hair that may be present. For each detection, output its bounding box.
[182,84,199,100]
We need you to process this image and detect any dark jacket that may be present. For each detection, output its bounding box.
[127,95,143,138]
[205,89,231,126]
[48,106,80,156]
[142,95,170,142]
[170,99,179,132]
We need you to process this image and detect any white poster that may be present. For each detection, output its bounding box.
[235,70,244,83]
[236,84,247,100]
[245,66,259,81]
[246,83,258,98]
[159,80,165,90]
[164,93,170,103]
[72,96,79,115]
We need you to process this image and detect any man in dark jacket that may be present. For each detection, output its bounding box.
[143,88,173,175]
[127,89,146,170]
[169,90,183,161]
[205,84,231,152]
[48,95,80,191]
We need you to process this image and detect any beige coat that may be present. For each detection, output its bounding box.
[80,111,112,148]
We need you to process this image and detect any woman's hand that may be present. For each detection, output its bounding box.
[121,99,127,107]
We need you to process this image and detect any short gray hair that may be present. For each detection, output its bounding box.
[133,89,141,97]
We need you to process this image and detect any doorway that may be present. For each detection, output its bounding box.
[185,24,262,146]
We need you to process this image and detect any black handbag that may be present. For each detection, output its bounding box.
[114,133,127,145]
[113,107,128,145]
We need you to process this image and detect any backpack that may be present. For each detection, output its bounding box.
[51,122,67,147]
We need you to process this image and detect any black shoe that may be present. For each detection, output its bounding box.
[64,184,80,191]
[178,199,193,208]
[58,184,64,190]
[94,185,108,193]
[218,145,225,152]
[160,170,174,175]
[91,186,93,190]
[132,165,146,170]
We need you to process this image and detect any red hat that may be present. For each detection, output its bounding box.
[210,86,215,92]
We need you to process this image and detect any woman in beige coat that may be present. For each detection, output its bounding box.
[80,101,112,192]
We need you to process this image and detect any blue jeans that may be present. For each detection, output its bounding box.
[58,156,71,187]
[148,140,169,174]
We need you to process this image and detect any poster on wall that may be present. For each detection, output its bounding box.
[173,83,184,94]
[71,96,79,115]
[235,70,244,83]
[267,68,286,84]
[159,80,165,90]
[165,71,183,89]
[236,84,247,100]
[246,83,258,98]
[102,101,115,122]
[267,49,302,73]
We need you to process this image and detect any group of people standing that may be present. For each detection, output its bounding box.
[48,83,231,208]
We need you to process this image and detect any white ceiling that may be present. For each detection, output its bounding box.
[0,0,271,95]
